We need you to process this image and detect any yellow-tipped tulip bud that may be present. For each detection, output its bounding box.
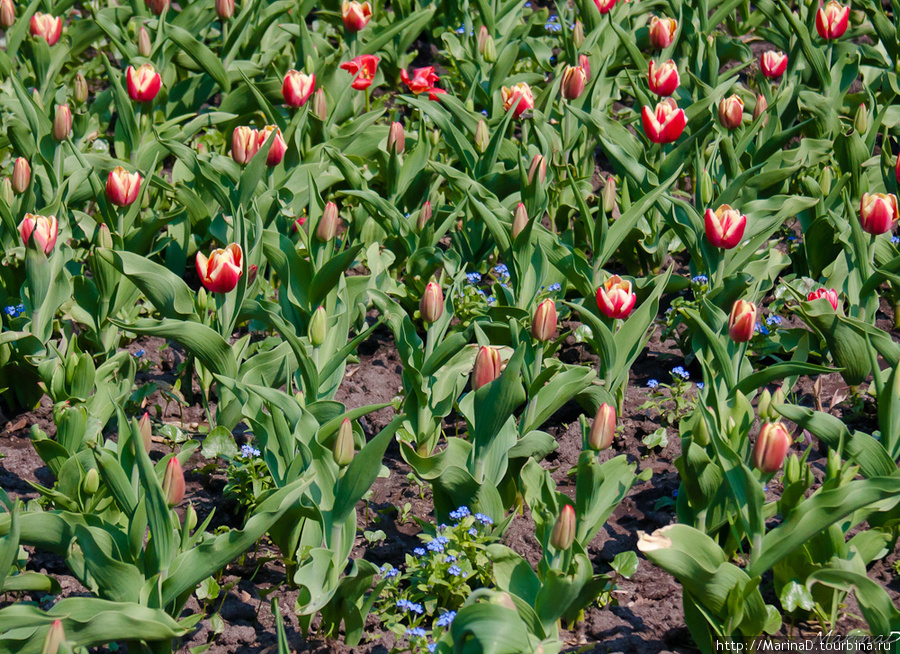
[387,121,405,154]
[728,299,756,343]
[527,154,547,186]
[602,176,616,213]
[417,201,431,232]
[52,104,72,140]
[313,88,327,121]
[854,102,868,134]
[572,20,585,48]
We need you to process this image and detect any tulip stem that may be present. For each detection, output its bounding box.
[521,343,544,435]
[364,87,370,113]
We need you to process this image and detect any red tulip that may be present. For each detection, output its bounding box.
[760,51,788,78]
[421,282,444,323]
[641,98,686,144]
[752,422,792,474]
[596,275,636,319]
[257,125,287,166]
[648,59,679,97]
[728,299,756,343]
[340,54,379,91]
[704,204,746,249]
[589,403,616,451]
[162,458,185,506]
[532,299,557,342]
[196,243,243,293]
[472,346,502,390]
[593,0,616,14]
[18,213,58,254]
[232,126,259,165]
[282,70,315,108]
[860,193,899,235]
[560,62,588,100]
[718,94,744,130]
[145,0,168,15]
[400,66,446,101]
[126,64,161,103]
[649,16,677,50]
[106,166,142,207]
[12,158,30,194]
[341,0,372,32]
[550,505,576,550]
[807,288,839,310]
[501,82,534,118]
[816,0,849,39]
[30,12,61,45]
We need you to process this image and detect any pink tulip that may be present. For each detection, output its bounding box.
[282,70,315,108]
[859,193,899,235]
[232,126,259,165]
[718,94,744,130]
[30,12,61,45]
[596,275,636,319]
[807,288,839,310]
[593,0,616,14]
[472,346,502,390]
[560,62,588,100]
[649,16,677,49]
[341,0,372,31]
[501,83,534,118]
[760,51,788,78]
[257,125,287,166]
[704,204,746,249]
[18,213,58,254]
[532,299,557,342]
[106,166,142,207]
[752,422,792,473]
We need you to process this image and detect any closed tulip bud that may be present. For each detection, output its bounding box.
[431,128,440,147]
[532,299,557,342]
[816,0,849,39]
[138,26,151,57]
[760,51,788,78]
[578,54,591,81]
[512,202,529,238]
[784,454,800,484]
[32,89,42,108]
[12,157,30,194]
[106,166,142,207]
[282,69,315,108]
[0,0,14,28]
[341,0,372,31]
[53,104,72,140]
[572,21,585,48]
[334,418,355,466]
[728,299,756,342]
[820,166,833,193]
[589,403,616,450]
[313,88,327,121]
[472,346,502,390]
[258,125,287,166]
[421,281,444,324]
[196,243,243,293]
[388,121,405,154]
[127,64,161,103]
[216,0,233,19]
[771,388,784,408]
[699,168,713,205]
[477,25,490,53]
[825,447,842,479]
[860,192,900,235]
[417,201,431,232]
[82,467,99,495]
[162,457,185,506]
[527,154,547,186]
[596,275,636,319]
[718,94,744,130]
[18,213,58,254]
[247,263,258,285]
[648,59,679,97]
[560,63,587,100]
[704,204,747,249]
[73,73,88,104]
[482,34,496,62]
[602,176,616,213]
[317,201,338,241]
[550,504,576,550]
[501,82,534,118]
[309,306,327,346]
[232,126,259,165]
[474,119,490,153]
[807,288,839,310]
[649,16,677,50]
[693,414,710,446]
[854,102,868,134]
[752,94,768,126]
[41,620,65,654]
[1,179,11,207]
[145,0,168,14]
[138,411,153,453]
[185,503,198,531]
[758,389,772,421]
[641,98,686,144]
[30,12,62,45]
[752,422,792,474]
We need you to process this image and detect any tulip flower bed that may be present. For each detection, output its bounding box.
[5,0,900,651]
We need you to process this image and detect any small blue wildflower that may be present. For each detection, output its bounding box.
[476,288,487,298]
[755,322,770,336]
[380,565,399,578]
[691,275,708,285]
[443,555,457,563]
[548,282,561,292]
[456,26,466,34]
[3,306,18,317]
[548,14,558,21]
[787,235,797,242]
[413,547,426,557]
[15,304,23,313]
[450,506,471,520]
[493,264,509,278]
[436,535,450,545]
[486,296,496,304]
[240,444,261,458]
[474,513,493,526]
[436,611,457,627]
[409,602,424,614]
[765,315,782,326]
[133,349,145,358]
[525,1,531,6]
[466,272,482,285]
[500,282,509,290]
[892,236,900,245]
[396,599,411,610]
[468,527,477,536]
[647,379,659,389]
[763,485,770,492]
[671,366,689,381]
[428,645,437,653]
[405,627,427,638]
[481,109,489,117]
[672,489,679,498]
[696,382,704,390]
[448,565,462,576]
[427,540,445,553]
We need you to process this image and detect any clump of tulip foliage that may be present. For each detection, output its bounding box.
[2,0,900,651]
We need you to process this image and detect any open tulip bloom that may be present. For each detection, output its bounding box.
[18,213,58,254]
[282,70,315,107]
[196,243,243,294]
[501,82,535,118]
[126,64,162,103]
[641,98,686,144]
[30,12,62,45]
[106,167,142,207]
[400,67,447,100]
[815,0,849,39]
[596,275,636,320]
[340,54,379,91]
